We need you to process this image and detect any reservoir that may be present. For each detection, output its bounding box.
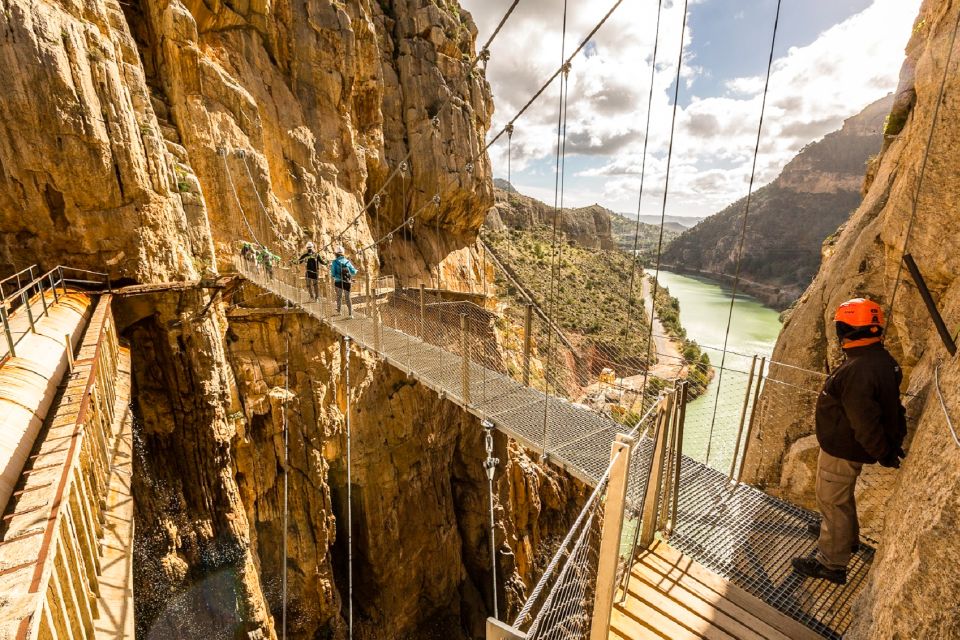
[648,270,783,470]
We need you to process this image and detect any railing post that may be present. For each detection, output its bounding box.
[49,271,59,303]
[22,290,36,333]
[670,382,688,533]
[737,357,766,485]
[640,392,675,547]
[461,313,471,405]
[659,385,682,530]
[729,355,758,481]
[65,334,74,372]
[522,303,533,386]
[38,278,49,317]
[590,433,635,640]
[419,284,426,339]
[373,298,382,352]
[1,306,15,357]
[58,266,65,297]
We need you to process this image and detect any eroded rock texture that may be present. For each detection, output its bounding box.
[741,1,960,636]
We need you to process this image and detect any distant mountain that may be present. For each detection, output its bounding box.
[634,214,704,230]
[485,185,675,257]
[608,212,681,253]
[661,94,893,310]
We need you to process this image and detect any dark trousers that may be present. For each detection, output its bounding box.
[306,274,319,299]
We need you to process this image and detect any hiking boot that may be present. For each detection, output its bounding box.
[791,557,846,585]
[806,521,860,554]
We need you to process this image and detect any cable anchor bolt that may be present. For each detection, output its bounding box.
[400,160,408,174]
[431,115,441,130]
[432,194,441,205]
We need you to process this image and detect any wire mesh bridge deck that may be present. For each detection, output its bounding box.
[237,263,878,638]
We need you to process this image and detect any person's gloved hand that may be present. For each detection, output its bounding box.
[879,446,906,469]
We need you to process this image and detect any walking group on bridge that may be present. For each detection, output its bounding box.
[241,240,358,316]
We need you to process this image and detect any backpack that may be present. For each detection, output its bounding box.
[337,259,354,284]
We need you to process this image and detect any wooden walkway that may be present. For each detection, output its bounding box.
[612,542,822,640]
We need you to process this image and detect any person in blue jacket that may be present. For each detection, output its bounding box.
[331,245,358,316]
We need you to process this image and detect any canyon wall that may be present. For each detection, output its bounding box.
[0,0,582,637]
[742,1,960,636]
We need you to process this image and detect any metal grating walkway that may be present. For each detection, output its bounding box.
[238,266,871,638]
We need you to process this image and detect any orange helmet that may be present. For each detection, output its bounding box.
[834,298,884,345]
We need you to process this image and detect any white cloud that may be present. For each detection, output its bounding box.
[464,0,921,217]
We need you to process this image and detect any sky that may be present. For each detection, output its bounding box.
[461,0,922,218]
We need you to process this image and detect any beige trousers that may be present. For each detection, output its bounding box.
[815,449,863,570]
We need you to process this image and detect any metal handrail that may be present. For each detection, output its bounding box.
[0,264,111,360]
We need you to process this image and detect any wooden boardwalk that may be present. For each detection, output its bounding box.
[612,542,822,640]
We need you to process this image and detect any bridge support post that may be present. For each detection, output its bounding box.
[38,279,48,317]
[65,333,74,372]
[736,357,766,485]
[419,284,426,339]
[1,305,15,357]
[461,313,471,405]
[590,433,635,640]
[640,392,675,547]
[522,303,533,386]
[729,355,758,482]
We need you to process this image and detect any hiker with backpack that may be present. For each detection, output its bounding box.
[331,245,358,316]
[297,241,327,300]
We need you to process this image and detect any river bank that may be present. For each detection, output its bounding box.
[647,269,782,468]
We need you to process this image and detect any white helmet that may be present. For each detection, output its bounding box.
[306,241,315,250]
[336,245,345,255]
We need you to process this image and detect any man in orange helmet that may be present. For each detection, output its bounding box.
[792,298,907,584]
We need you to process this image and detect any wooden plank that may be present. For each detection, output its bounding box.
[635,555,791,640]
[609,605,671,640]
[627,570,766,640]
[613,589,718,640]
[621,577,741,640]
[643,543,823,640]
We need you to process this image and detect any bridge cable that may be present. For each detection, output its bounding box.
[624,0,665,413]
[220,148,265,250]
[885,7,960,327]
[704,0,782,466]
[314,0,526,256]
[935,359,960,449]
[282,330,290,640]
[322,0,630,266]
[344,336,354,639]
[542,0,571,456]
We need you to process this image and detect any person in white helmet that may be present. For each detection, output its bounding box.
[330,245,357,316]
[297,241,326,300]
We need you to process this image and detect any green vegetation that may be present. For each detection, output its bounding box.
[484,226,652,367]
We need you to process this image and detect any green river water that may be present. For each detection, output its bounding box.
[648,270,783,470]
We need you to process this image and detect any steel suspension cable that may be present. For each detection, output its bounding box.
[885,6,960,324]
[704,0,782,465]
[640,0,690,417]
[315,0,526,255]
[541,0,570,456]
[623,0,665,411]
[221,149,265,249]
[344,336,354,639]
[282,330,290,640]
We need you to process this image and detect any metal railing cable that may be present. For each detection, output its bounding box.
[935,358,960,448]
[220,148,266,249]
[704,0,782,466]
[281,331,290,640]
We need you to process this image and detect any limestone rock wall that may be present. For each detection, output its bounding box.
[741,1,960,636]
[0,0,494,284]
[127,286,585,639]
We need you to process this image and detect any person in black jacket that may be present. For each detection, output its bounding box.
[297,241,327,300]
[792,298,907,584]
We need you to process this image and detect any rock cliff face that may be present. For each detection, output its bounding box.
[486,182,617,250]
[0,0,582,638]
[742,2,960,636]
[662,95,892,309]
[0,0,493,281]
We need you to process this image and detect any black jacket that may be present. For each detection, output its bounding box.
[815,342,907,464]
[298,251,326,276]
